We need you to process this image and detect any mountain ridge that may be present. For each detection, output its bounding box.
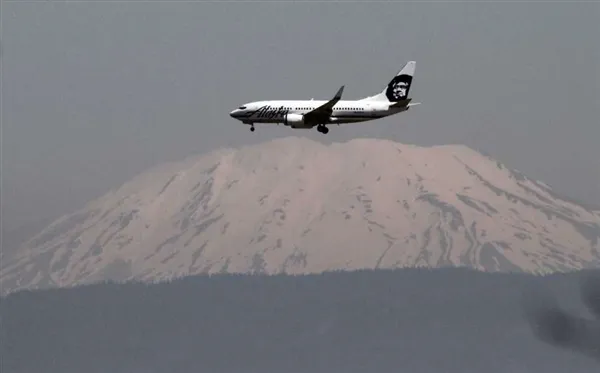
[2,136,599,294]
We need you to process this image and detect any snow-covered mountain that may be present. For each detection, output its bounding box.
[2,137,599,294]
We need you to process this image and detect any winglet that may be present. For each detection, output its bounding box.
[333,85,344,100]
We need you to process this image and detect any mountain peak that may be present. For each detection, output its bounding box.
[2,137,599,294]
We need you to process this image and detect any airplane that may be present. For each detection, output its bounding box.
[229,61,420,134]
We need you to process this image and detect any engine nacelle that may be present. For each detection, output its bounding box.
[283,113,307,128]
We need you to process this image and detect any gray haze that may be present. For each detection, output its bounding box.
[3,1,599,233]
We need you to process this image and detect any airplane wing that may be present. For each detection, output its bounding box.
[304,85,344,124]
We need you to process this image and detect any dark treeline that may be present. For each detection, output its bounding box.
[2,267,599,373]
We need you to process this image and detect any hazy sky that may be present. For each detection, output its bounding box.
[3,1,599,232]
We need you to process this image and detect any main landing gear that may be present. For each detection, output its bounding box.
[316,125,329,134]
[250,124,255,132]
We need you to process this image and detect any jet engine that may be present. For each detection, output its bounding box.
[283,113,307,128]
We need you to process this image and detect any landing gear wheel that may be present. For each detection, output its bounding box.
[317,125,329,134]
[250,125,255,132]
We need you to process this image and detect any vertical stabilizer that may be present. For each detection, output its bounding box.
[361,61,416,102]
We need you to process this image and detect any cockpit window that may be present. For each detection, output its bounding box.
[238,106,247,110]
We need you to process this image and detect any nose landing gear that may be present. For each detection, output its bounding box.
[250,125,255,132]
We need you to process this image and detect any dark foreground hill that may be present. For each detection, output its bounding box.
[2,267,599,373]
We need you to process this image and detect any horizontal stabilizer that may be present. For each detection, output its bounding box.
[389,98,412,108]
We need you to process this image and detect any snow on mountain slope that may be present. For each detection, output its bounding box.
[2,137,599,294]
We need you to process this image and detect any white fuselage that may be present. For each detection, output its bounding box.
[229,99,408,128]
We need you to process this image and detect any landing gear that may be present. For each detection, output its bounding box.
[317,125,329,134]
[250,125,255,132]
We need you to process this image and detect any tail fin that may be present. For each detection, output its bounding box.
[361,61,416,102]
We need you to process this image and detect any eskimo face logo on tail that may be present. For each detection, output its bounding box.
[248,105,290,119]
[386,75,412,102]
